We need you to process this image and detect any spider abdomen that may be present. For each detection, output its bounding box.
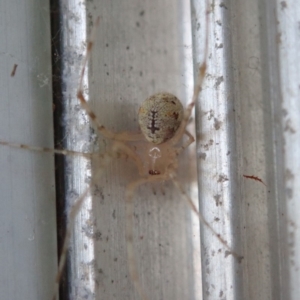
[138,92,184,144]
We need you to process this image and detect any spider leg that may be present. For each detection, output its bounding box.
[169,0,210,146]
[171,176,243,262]
[175,130,195,155]
[52,186,90,300]
[77,84,145,142]
[77,85,120,141]
[52,141,146,300]
[77,17,145,143]
[0,140,92,158]
[125,175,168,300]
[52,150,114,300]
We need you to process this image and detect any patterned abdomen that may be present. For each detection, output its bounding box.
[138,93,184,144]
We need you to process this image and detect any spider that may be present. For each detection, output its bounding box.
[53,13,241,300]
[50,16,209,300]
[0,4,241,300]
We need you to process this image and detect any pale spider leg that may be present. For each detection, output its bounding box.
[0,140,126,174]
[0,140,92,158]
[169,2,242,262]
[52,141,145,300]
[171,176,243,262]
[52,151,115,300]
[76,17,144,143]
[20,140,141,300]
[169,0,210,147]
[52,187,90,300]
[175,130,195,155]
[125,175,170,300]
